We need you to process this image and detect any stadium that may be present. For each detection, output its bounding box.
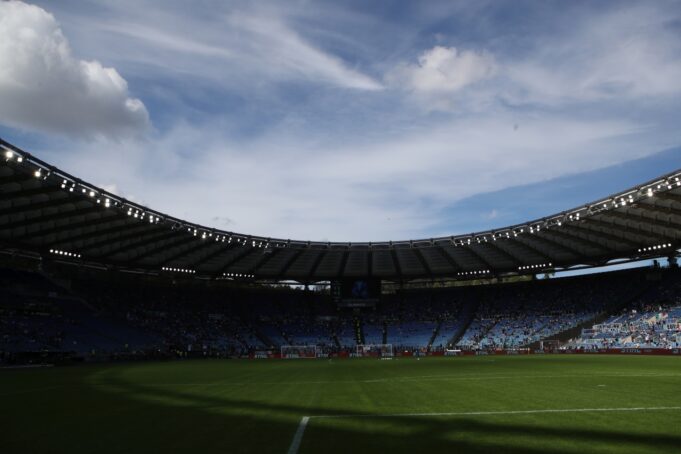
[2,1,681,454]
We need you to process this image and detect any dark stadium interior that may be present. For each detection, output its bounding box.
[3,1,681,451]
[3,137,681,283]
[2,258,681,362]
[3,137,681,454]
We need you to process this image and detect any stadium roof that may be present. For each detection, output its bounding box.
[1,137,680,283]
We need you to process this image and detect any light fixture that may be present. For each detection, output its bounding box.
[50,249,81,258]
[162,267,195,274]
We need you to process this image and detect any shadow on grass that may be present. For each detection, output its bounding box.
[77,371,681,454]
[2,361,680,454]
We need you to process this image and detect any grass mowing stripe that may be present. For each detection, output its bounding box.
[87,372,681,387]
[5,356,681,453]
[0,385,65,397]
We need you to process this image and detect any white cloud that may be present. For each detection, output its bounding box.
[5,1,681,243]
[0,1,149,138]
[387,46,496,93]
[483,209,499,220]
[48,111,674,243]
[503,5,681,104]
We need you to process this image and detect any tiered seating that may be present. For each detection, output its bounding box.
[362,321,384,344]
[4,265,681,361]
[571,270,681,349]
[430,318,462,349]
[387,320,436,349]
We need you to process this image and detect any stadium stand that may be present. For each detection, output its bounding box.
[569,270,681,349]
[2,138,681,365]
[4,262,681,365]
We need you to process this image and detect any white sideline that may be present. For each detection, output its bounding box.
[287,416,309,454]
[92,372,681,388]
[286,406,681,454]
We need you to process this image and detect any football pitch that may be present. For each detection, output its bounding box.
[2,355,681,453]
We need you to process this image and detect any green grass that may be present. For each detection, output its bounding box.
[1,355,681,453]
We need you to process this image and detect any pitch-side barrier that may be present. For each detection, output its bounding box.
[245,347,681,359]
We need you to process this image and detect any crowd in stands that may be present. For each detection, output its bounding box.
[2,264,681,365]
[569,271,681,350]
[455,271,646,349]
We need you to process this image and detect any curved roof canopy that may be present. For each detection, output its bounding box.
[1,137,680,282]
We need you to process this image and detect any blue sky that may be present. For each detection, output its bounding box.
[0,0,680,242]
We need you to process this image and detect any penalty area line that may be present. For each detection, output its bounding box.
[286,406,681,454]
[287,416,309,454]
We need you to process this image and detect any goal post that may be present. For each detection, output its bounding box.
[540,339,561,352]
[356,344,394,358]
[280,345,318,359]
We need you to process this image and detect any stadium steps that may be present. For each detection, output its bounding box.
[525,272,663,349]
[382,321,388,344]
[477,319,498,343]
[252,325,277,349]
[448,298,479,346]
[273,321,294,346]
[427,320,442,350]
[232,330,251,350]
[355,318,364,344]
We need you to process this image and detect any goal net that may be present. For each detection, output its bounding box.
[356,344,394,358]
[540,339,561,352]
[280,345,318,359]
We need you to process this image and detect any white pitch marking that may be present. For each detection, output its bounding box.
[287,406,681,454]
[312,406,681,419]
[287,416,309,454]
[90,372,681,388]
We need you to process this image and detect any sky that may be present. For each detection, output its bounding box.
[0,0,680,243]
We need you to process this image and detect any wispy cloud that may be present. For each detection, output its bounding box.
[483,209,499,221]
[58,1,383,92]
[46,111,670,242]
[501,3,681,104]
[3,0,681,242]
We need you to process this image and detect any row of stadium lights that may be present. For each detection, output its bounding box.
[49,249,81,258]
[223,272,254,278]
[5,146,271,251]
[450,176,680,247]
[638,243,673,253]
[457,270,490,277]
[4,148,164,225]
[519,262,552,271]
[161,266,195,274]
[184,228,272,249]
[453,217,570,246]
[127,207,160,223]
[6,144,681,254]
